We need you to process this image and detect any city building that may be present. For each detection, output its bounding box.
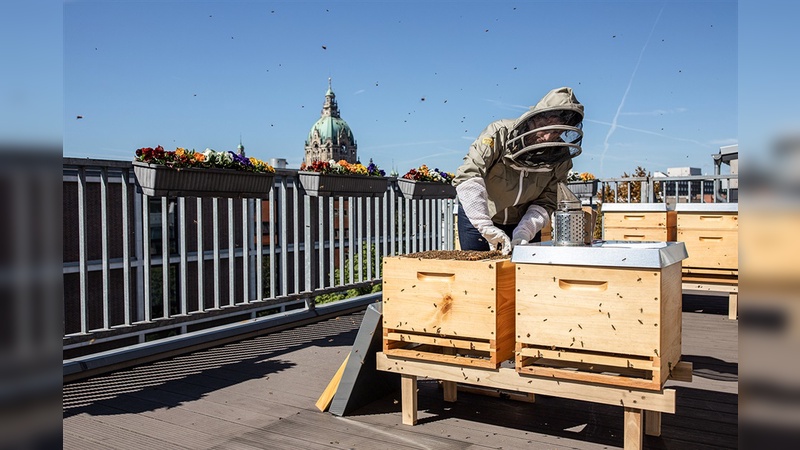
[304,78,358,165]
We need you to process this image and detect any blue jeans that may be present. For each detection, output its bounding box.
[457,207,541,251]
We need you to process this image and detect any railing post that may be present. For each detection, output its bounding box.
[121,168,132,326]
[100,167,110,329]
[304,194,312,294]
[196,198,204,312]
[179,197,187,315]
[161,197,170,318]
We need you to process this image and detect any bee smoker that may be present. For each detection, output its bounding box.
[553,183,592,246]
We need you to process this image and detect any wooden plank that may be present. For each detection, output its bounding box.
[315,352,350,412]
[623,407,643,450]
[645,410,662,436]
[377,352,678,413]
[669,361,693,382]
[677,212,738,230]
[401,374,417,425]
[442,380,457,402]
[603,227,673,242]
[455,384,536,403]
[386,331,492,351]
[518,346,655,371]
[384,347,496,368]
[729,292,738,320]
[603,211,673,229]
[682,267,738,278]
[681,278,739,293]
[516,364,660,391]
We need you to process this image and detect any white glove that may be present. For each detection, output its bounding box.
[511,204,549,247]
[456,177,512,254]
[482,225,512,254]
[510,237,528,248]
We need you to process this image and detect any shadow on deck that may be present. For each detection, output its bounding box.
[63,294,737,450]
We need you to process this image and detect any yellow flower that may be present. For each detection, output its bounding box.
[175,147,186,157]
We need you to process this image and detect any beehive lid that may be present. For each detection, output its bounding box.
[675,203,738,212]
[511,240,687,269]
[601,202,672,212]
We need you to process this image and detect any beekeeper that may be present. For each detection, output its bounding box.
[454,86,585,254]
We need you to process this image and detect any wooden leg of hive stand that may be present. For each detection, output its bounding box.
[624,407,643,450]
[645,410,662,436]
[442,380,457,402]
[729,292,738,320]
[401,374,418,425]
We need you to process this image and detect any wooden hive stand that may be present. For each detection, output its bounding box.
[377,352,693,450]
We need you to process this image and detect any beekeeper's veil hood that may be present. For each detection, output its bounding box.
[507,87,584,169]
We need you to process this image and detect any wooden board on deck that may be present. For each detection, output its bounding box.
[315,353,350,412]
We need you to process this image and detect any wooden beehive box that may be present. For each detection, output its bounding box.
[512,242,687,390]
[602,203,676,242]
[382,251,515,368]
[676,203,738,275]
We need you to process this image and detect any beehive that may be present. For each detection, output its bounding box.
[602,203,676,242]
[382,253,515,368]
[512,242,686,390]
[676,203,738,274]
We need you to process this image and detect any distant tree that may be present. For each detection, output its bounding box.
[600,166,661,203]
[314,243,382,305]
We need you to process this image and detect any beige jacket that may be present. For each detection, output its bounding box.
[454,119,572,225]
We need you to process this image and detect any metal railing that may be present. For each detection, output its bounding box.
[572,174,738,205]
[62,158,455,359]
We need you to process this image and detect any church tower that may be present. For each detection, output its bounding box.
[304,78,357,165]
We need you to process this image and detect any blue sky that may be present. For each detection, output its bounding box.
[60,0,739,178]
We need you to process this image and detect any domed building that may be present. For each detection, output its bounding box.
[304,78,357,165]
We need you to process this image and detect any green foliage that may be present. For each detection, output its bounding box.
[149,265,178,318]
[314,243,383,305]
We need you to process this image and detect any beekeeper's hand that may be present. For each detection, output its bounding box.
[456,177,511,255]
[481,225,512,255]
[511,204,549,247]
[510,236,528,249]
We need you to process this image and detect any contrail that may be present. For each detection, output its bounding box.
[600,4,665,174]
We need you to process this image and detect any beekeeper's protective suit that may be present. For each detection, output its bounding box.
[454,87,584,254]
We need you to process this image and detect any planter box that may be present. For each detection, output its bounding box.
[132,161,274,198]
[512,242,687,390]
[567,180,598,197]
[397,178,456,200]
[382,254,515,368]
[298,172,388,197]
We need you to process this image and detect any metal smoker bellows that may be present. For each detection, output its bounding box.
[553,182,588,246]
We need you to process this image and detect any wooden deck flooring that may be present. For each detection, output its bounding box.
[64,294,737,449]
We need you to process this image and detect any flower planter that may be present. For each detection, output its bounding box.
[298,172,388,197]
[396,178,456,200]
[132,161,274,198]
[567,180,598,197]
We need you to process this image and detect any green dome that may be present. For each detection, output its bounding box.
[307,115,355,145]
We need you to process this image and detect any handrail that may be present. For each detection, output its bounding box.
[62,159,455,364]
